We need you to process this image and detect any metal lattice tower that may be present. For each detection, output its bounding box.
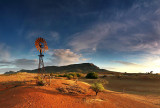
[38,46,45,75]
[35,37,48,75]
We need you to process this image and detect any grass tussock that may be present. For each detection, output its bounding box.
[36,76,46,86]
[57,84,87,95]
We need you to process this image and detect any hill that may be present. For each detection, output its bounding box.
[17,63,119,74]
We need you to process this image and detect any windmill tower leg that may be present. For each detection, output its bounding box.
[38,54,45,78]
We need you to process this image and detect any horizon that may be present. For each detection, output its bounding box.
[1,0,160,73]
[0,62,157,74]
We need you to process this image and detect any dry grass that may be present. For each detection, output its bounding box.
[57,84,87,95]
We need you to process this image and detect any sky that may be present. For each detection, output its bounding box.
[0,0,160,73]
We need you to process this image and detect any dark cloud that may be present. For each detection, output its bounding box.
[14,59,37,68]
[0,60,12,64]
[112,61,145,67]
[0,64,9,66]
[0,68,19,74]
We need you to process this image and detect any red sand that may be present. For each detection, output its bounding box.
[0,73,159,108]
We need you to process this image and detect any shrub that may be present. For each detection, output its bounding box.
[102,75,107,78]
[37,80,46,86]
[76,73,83,77]
[55,74,58,77]
[37,76,46,86]
[57,85,87,95]
[86,72,98,79]
[67,75,73,79]
[69,73,77,77]
[58,75,63,77]
[63,74,68,77]
[91,83,104,95]
[50,73,54,76]
[73,74,78,79]
[62,73,84,78]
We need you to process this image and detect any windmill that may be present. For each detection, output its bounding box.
[35,37,48,77]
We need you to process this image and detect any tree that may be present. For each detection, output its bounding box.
[91,83,104,95]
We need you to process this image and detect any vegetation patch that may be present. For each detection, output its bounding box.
[67,75,74,79]
[57,85,87,95]
[36,76,46,86]
[86,72,98,79]
[91,83,104,95]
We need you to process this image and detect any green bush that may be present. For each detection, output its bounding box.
[64,73,77,79]
[67,75,73,79]
[91,83,104,95]
[76,73,83,77]
[69,73,77,77]
[62,73,84,78]
[63,74,68,77]
[55,74,58,77]
[58,75,63,77]
[86,72,98,79]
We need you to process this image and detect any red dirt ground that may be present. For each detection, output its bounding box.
[0,73,159,108]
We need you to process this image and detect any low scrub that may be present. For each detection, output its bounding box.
[50,73,54,76]
[57,85,87,95]
[37,76,46,86]
[86,72,98,79]
[56,73,85,79]
[67,75,73,79]
[76,73,83,77]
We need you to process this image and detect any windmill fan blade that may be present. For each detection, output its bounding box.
[35,37,48,52]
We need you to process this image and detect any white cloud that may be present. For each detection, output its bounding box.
[49,49,87,66]
[68,1,160,55]
[69,22,127,52]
